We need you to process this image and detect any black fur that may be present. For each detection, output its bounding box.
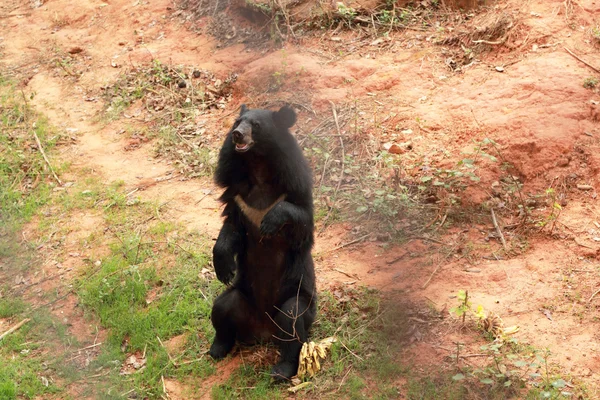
[210,104,316,381]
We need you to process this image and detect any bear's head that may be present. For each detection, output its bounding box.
[229,104,297,154]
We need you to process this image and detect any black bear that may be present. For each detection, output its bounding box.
[209,104,316,381]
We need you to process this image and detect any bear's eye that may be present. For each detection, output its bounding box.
[251,121,260,129]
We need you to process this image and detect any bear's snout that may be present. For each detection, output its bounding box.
[232,121,253,152]
[232,130,244,142]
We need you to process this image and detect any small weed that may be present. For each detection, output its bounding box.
[583,76,598,89]
[449,289,471,325]
[591,26,600,42]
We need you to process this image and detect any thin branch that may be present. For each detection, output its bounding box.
[589,288,600,303]
[76,342,103,351]
[317,233,372,256]
[491,208,508,251]
[318,102,346,235]
[0,318,31,341]
[565,47,600,74]
[32,132,62,185]
[339,340,364,361]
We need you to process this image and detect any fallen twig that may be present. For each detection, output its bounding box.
[76,342,103,351]
[336,367,353,392]
[178,356,205,365]
[386,252,409,265]
[333,268,360,280]
[573,238,594,249]
[339,340,364,361]
[491,208,508,251]
[422,263,442,290]
[318,101,345,234]
[157,336,177,366]
[195,190,213,205]
[19,90,62,186]
[33,130,63,185]
[589,288,600,303]
[565,47,600,74]
[318,233,371,256]
[411,236,446,246]
[0,318,31,341]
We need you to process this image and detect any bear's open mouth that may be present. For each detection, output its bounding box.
[235,142,253,152]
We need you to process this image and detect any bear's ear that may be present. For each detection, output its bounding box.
[239,104,248,116]
[273,105,296,129]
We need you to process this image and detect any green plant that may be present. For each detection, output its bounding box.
[536,188,562,233]
[592,26,600,42]
[450,290,471,324]
[336,2,357,21]
[583,77,598,89]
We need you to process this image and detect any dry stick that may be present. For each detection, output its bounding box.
[161,375,167,394]
[333,268,360,280]
[318,233,372,256]
[339,340,364,362]
[32,131,62,185]
[178,356,205,366]
[336,367,353,392]
[157,336,177,366]
[411,235,446,246]
[589,288,600,303]
[76,342,103,351]
[565,47,600,74]
[318,102,345,235]
[20,90,63,185]
[421,245,457,289]
[0,318,31,341]
[195,190,213,205]
[491,208,508,251]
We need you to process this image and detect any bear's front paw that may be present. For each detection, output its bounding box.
[259,216,280,237]
[213,257,236,285]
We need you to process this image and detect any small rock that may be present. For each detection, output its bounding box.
[177,79,186,88]
[68,47,83,54]
[495,66,504,72]
[383,142,405,154]
[192,70,201,78]
[577,184,594,190]
[556,158,569,167]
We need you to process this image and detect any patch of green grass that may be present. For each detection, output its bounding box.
[0,78,62,256]
[0,76,84,400]
[0,308,81,400]
[72,190,223,397]
[0,298,27,318]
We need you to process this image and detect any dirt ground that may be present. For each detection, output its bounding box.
[2,0,600,397]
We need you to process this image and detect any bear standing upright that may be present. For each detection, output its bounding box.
[209,104,316,380]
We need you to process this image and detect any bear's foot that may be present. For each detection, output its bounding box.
[209,339,234,360]
[270,360,298,382]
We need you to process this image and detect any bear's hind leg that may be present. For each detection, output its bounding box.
[209,288,254,360]
[270,295,316,381]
